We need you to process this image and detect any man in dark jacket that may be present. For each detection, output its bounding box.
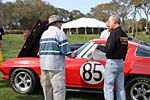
[97,14,128,100]
[0,25,4,64]
[0,25,4,50]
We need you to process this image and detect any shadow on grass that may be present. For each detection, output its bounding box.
[16,85,45,99]
[0,79,10,88]
[66,91,104,100]
[16,91,104,100]
[16,95,44,100]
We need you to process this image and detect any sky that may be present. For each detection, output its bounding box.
[2,0,144,20]
[2,0,112,14]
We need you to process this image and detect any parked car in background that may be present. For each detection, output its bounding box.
[0,20,150,100]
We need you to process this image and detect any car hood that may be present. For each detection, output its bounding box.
[1,57,39,67]
[18,20,48,57]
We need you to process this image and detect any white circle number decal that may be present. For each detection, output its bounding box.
[80,61,104,84]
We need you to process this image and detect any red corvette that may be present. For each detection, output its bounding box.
[0,20,150,100]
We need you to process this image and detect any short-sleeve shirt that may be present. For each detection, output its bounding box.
[100,29,110,39]
[39,26,71,70]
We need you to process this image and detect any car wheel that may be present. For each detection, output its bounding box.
[10,68,39,94]
[125,76,150,100]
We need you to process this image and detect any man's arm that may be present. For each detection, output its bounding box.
[97,32,116,53]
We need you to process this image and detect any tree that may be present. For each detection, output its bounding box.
[70,10,85,20]
[90,1,129,24]
[0,0,3,24]
[56,8,71,22]
[2,2,16,28]
[2,0,86,29]
[112,0,131,31]
[138,18,146,31]
[2,0,57,29]
[128,0,150,35]
[117,0,143,36]
[90,2,118,22]
[140,0,150,35]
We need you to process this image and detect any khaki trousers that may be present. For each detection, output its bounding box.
[40,69,66,100]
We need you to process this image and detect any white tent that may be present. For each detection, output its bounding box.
[62,17,106,34]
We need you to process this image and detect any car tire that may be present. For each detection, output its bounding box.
[10,68,40,94]
[125,76,150,100]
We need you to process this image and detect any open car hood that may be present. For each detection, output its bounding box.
[18,20,48,57]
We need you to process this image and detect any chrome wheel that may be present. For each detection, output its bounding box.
[14,72,32,92]
[10,68,39,94]
[125,76,150,100]
[130,81,150,100]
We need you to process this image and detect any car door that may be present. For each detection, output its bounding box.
[66,43,106,90]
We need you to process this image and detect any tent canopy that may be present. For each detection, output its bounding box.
[62,17,106,29]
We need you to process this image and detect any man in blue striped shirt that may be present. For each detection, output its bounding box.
[40,15,73,100]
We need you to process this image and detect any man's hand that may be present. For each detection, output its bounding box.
[96,44,104,50]
[72,50,78,58]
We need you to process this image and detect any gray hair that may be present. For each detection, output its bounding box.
[110,14,121,24]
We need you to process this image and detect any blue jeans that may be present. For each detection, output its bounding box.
[104,59,126,100]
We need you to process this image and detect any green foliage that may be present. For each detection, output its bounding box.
[1,0,57,29]
[70,10,85,20]
[1,0,150,34]
[130,0,143,6]
[0,0,85,30]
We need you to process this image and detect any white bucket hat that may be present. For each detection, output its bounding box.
[48,15,63,25]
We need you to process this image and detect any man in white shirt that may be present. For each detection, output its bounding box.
[40,15,74,100]
[100,21,111,39]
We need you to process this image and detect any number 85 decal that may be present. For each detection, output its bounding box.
[80,61,105,84]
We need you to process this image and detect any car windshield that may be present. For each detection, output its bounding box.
[75,42,90,56]
[74,41,107,60]
[136,43,150,57]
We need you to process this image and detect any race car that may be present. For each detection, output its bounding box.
[0,20,150,100]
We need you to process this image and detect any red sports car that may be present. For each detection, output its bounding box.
[0,20,150,100]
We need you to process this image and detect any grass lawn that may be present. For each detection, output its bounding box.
[129,33,150,43]
[0,33,149,100]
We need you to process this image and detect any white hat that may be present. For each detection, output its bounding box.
[48,15,63,25]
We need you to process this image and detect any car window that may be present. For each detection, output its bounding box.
[83,44,96,58]
[83,44,106,60]
[92,49,106,60]
[75,42,90,57]
[136,43,150,57]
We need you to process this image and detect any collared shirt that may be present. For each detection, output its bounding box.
[40,26,71,70]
